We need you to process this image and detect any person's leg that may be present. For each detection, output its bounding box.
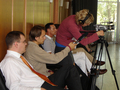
[48,65,83,90]
[85,44,91,52]
[72,47,96,63]
[72,48,106,66]
[73,52,92,76]
[73,52,88,75]
[41,82,66,90]
[55,46,91,90]
[55,46,74,65]
[85,44,95,53]
[75,64,90,90]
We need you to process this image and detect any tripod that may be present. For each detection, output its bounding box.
[89,36,119,90]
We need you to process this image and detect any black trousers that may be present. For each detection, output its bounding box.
[55,46,90,90]
[55,46,74,66]
[41,65,82,90]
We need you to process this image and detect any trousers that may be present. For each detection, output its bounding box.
[73,52,92,76]
[55,46,90,90]
[55,46,74,66]
[41,65,83,90]
[72,47,94,63]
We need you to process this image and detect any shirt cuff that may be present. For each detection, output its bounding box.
[33,87,41,90]
[47,51,52,53]
[67,45,71,51]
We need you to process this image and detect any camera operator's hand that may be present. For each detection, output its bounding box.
[68,42,77,50]
[96,30,104,36]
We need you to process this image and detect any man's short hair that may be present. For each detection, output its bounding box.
[29,25,45,41]
[45,23,54,32]
[5,31,25,48]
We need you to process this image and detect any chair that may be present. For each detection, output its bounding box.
[0,69,9,90]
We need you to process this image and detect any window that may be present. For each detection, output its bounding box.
[97,0,117,42]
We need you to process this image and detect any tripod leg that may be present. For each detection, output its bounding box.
[104,41,119,90]
[90,42,98,90]
[90,41,104,90]
[92,41,98,66]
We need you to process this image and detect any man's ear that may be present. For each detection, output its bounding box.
[13,42,18,48]
[47,29,50,32]
[35,37,38,41]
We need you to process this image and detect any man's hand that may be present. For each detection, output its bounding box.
[73,62,75,66]
[48,70,54,75]
[96,30,104,36]
[41,88,46,90]
[68,42,77,50]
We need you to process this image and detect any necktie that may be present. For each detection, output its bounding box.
[20,55,56,86]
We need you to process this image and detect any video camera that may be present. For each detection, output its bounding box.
[94,22,114,32]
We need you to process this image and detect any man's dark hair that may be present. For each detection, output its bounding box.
[5,31,25,48]
[29,25,45,41]
[45,23,54,32]
[54,24,60,29]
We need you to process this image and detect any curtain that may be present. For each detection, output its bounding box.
[72,0,98,30]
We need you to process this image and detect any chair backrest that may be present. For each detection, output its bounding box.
[0,69,9,90]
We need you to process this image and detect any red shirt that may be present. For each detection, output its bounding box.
[56,15,99,46]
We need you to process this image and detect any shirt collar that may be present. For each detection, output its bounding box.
[7,50,21,58]
[45,35,52,40]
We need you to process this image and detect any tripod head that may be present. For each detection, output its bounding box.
[97,36,109,47]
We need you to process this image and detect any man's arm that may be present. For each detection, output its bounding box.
[1,60,43,90]
[25,42,76,64]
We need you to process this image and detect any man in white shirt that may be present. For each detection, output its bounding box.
[0,31,83,90]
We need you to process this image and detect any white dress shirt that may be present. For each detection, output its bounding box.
[0,50,45,90]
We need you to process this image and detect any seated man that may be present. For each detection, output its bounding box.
[24,25,94,90]
[42,23,57,54]
[0,31,83,90]
[24,25,77,76]
[42,23,107,76]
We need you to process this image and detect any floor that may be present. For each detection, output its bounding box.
[90,43,120,90]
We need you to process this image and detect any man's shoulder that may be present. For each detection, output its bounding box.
[44,37,51,44]
[26,42,44,54]
[0,54,20,68]
[27,41,39,48]
[45,35,51,40]
[45,36,50,41]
